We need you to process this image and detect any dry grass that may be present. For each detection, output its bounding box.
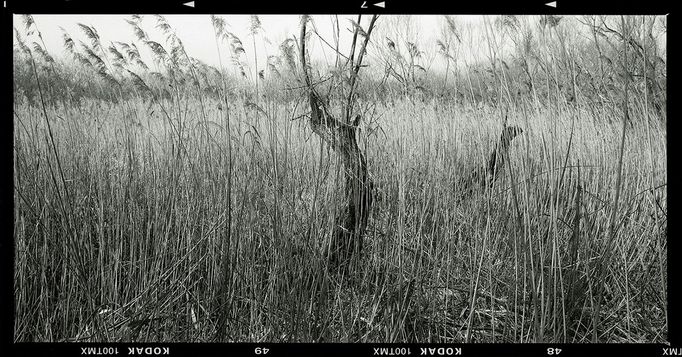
[13,92,667,342]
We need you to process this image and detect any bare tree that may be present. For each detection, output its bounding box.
[299,15,378,270]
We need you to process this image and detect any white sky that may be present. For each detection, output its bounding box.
[13,15,667,77]
[14,15,490,74]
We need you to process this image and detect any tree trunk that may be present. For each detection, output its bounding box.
[300,17,375,269]
[330,126,373,268]
[306,94,373,268]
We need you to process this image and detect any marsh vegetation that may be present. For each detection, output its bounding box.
[13,14,667,343]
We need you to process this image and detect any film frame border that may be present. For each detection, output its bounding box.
[2,1,674,356]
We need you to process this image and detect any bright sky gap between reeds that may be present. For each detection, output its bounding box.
[14,15,496,73]
[14,15,666,77]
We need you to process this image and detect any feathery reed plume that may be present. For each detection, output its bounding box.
[108,43,126,69]
[279,38,297,75]
[77,23,102,52]
[249,15,262,35]
[60,27,75,53]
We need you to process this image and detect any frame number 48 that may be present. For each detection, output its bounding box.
[547,347,562,355]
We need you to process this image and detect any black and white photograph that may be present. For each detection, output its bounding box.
[11,12,668,345]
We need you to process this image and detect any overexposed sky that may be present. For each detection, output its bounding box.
[14,14,490,74]
[13,15,667,78]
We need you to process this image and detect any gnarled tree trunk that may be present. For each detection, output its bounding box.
[299,16,376,268]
